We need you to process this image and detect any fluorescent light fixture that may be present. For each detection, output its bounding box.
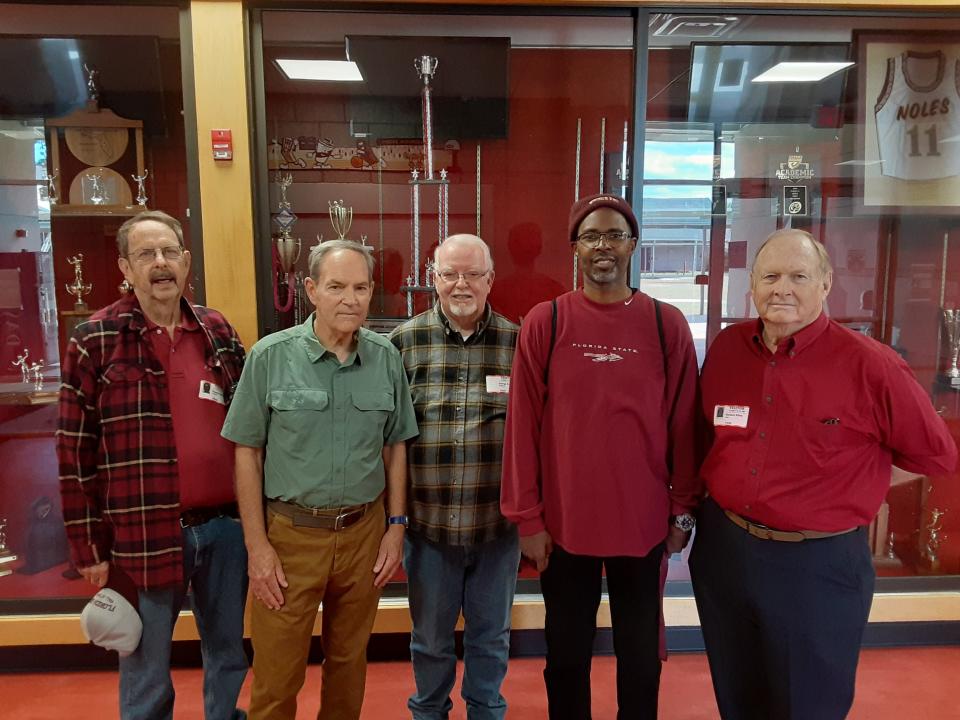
[752,61,853,83]
[834,159,883,167]
[276,59,363,82]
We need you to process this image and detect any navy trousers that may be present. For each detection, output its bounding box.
[690,498,875,720]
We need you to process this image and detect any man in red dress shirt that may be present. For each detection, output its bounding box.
[692,229,957,720]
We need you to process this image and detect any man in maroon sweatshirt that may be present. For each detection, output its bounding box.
[501,193,702,719]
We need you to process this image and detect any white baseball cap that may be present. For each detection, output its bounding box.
[79,568,142,656]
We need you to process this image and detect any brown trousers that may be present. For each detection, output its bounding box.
[248,504,384,720]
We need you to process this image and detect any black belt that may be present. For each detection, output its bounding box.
[267,498,376,531]
[723,508,857,543]
[179,502,239,528]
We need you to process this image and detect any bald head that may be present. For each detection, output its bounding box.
[753,229,832,279]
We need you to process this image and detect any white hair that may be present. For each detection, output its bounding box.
[434,234,494,272]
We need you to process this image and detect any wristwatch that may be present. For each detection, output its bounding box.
[387,515,409,528]
[672,513,696,533]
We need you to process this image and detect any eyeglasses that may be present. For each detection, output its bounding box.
[436,270,490,284]
[128,246,185,265]
[576,231,633,248]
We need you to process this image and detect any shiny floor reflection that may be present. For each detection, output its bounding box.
[5,647,958,719]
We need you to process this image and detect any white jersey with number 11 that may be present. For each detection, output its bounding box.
[875,50,960,181]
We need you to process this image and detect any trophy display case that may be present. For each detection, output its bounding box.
[0,7,189,620]
[44,64,150,221]
[256,8,960,588]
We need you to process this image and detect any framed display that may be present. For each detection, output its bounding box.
[855,30,960,212]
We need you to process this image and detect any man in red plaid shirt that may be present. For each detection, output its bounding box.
[57,210,249,720]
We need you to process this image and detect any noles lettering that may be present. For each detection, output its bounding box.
[895,96,951,121]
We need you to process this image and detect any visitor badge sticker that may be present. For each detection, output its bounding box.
[486,375,511,394]
[714,405,749,428]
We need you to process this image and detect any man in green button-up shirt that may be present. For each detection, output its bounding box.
[222,240,418,720]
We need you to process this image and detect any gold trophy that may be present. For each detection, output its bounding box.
[65,254,93,312]
[274,173,301,272]
[328,199,353,241]
[0,518,16,577]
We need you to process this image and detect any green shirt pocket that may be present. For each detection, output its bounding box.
[269,389,329,411]
[350,390,394,441]
[267,390,330,438]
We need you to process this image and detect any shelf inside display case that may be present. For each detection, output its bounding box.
[51,204,141,218]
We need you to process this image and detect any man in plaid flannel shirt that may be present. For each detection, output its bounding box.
[57,211,249,720]
[390,235,520,719]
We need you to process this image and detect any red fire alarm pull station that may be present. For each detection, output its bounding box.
[211,129,233,161]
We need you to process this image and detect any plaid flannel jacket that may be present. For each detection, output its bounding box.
[57,294,245,590]
[390,304,518,545]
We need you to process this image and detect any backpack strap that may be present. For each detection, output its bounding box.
[543,298,558,387]
[653,298,667,381]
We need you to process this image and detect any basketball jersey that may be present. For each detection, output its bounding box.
[875,50,960,181]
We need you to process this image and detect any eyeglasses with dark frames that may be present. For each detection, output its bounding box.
[576,231,633,248]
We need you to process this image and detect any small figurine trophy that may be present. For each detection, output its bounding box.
[12,349,30,384]
[88,173,106,205]
[46,169,59,206]
[132,169,149,207]
[83,63,100,106]
[0,518,16,577]
[65,254,93,312]
[28,360,45,392]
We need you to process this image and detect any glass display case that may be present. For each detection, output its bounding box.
[0,2,192,613]
[251,7,960,590]
[640,12,960,580]
[0,1,957,648]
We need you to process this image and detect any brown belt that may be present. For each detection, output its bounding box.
[268,498,376,531]
[723,509,857,543]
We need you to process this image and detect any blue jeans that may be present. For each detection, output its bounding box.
[405,529,520,720]
[119,516,249,720]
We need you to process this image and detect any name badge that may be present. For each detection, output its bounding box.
[198,380,225,405]
[486,375,510,394]
[714,404,749,428]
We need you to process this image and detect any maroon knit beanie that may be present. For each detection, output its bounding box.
[567,193,639,244]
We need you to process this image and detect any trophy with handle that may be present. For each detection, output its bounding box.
[272,173,300,316]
